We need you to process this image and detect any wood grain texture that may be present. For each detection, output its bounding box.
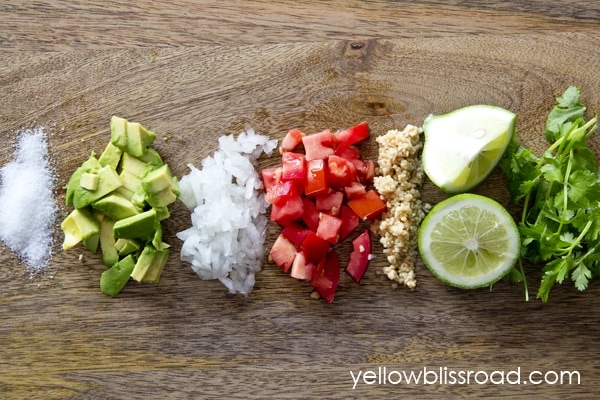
[1,0,600,50]
[2,1,600,399]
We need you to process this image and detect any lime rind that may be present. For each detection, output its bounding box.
[422,104,516,194]
[418,194,520,289]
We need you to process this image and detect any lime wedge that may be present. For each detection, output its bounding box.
[422,105,516,193]
[418,194,519,289]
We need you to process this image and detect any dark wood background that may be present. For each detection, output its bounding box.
[1,1,600,398]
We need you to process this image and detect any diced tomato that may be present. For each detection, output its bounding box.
[316,212,342,244]
[282,152,306,181]
[346,230,371,283]
[290,251,315,281]
[316,190,344,216]
[270,194,304,226]
[281,223,311,247]
[302,130,336,161]
[261,167,281,192]
[334,121,369,146]
[334,143,360,160]
[301,197,320,231]
[300,231,330,264]
[264,180,296,205]
[304,159,328,197]
[280,128,305,152]
[344,181,366,200]
[338,205,359,242]
[352,159,376,183]
[327,155,357,189]
[310,250,341,303]
[269,234,297,272]
[347,190,387,221]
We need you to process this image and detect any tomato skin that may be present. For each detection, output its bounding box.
[310,249,340,303]
[302,129,336,161]
[347,190,387,221]
[316,212,342,244]
[334,143,360,160]
[304,159,328,197]
[334,121,369,146]
[327,155,357,189]
[338,205,359,242]
[270,233,297,272]
[280,128,305,152]
[300,231,330,264]
[281,223,311,248]
[270,194,304,226]
[346,229,371,284]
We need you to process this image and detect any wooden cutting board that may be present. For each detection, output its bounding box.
[2,2,600,398]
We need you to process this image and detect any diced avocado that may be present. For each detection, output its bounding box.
[119,169,142,193]
[61,208,100,250]
[151,222,170,251]
[125,121,156,157]
[113,209,158,240]
[79,172,99,191]
[115,186,135,200]
[142,164,180,208]
[110,116,128,151]
[110,116,157,157]
[130,244,169,283]
[65,154,101,206]
[98,141,122,169]
[72,165,123,209]
[99,217,119,267]
[115,238,140,256]
[93,193,140,221]
[120,152,151,179]
[100,254,135,297]
[154,206,170,221]
[137,148,163,167]
[83,210,105,252]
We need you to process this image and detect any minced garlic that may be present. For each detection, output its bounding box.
[372,125,430,289]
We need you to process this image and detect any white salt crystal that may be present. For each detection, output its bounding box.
[0,127,57,273]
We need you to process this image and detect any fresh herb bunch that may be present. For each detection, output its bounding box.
[500,86,599,302]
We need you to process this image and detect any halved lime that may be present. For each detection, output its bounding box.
[422,104,516,193]
[418,194,519,289]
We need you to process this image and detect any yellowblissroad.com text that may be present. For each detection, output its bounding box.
[350,367,581,389]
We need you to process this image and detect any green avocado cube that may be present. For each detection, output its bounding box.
[113,209,158,240]
[100,254,136,297]
[61,208,100,250]
[99,217,119,267]
[110,116,128,150]
[125,121,156,157]
[79,172,99,191]
[115,238,140,256]
[137,148,163,167]
[130,244,169,283]
[93,193,140,221]
[98,141,123,169]
[65,154,102,206]
[72,165,122,209]
[120,152,151,179]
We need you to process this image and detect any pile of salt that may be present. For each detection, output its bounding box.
[0,128,57,273]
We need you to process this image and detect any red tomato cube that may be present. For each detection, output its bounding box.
[316,190,344,216]
[316,212,343,244]
[338,205,359,242]
[347,190,387,221]
[281,223,311,247]
[280,128,305,152]
[302,130,336,161]
[327,155,357,189]
[282,152,306,181]
[270,194,304,226]
[302,197,320,231]
[346,229,371,283]
[334,122,369,146]
[304,159,328,197]
[310,250,341,303]
[270,234,297,272]
[300,231,330,264]
[290,251,315,281]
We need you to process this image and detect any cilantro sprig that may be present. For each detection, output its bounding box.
[500,86,599,302]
